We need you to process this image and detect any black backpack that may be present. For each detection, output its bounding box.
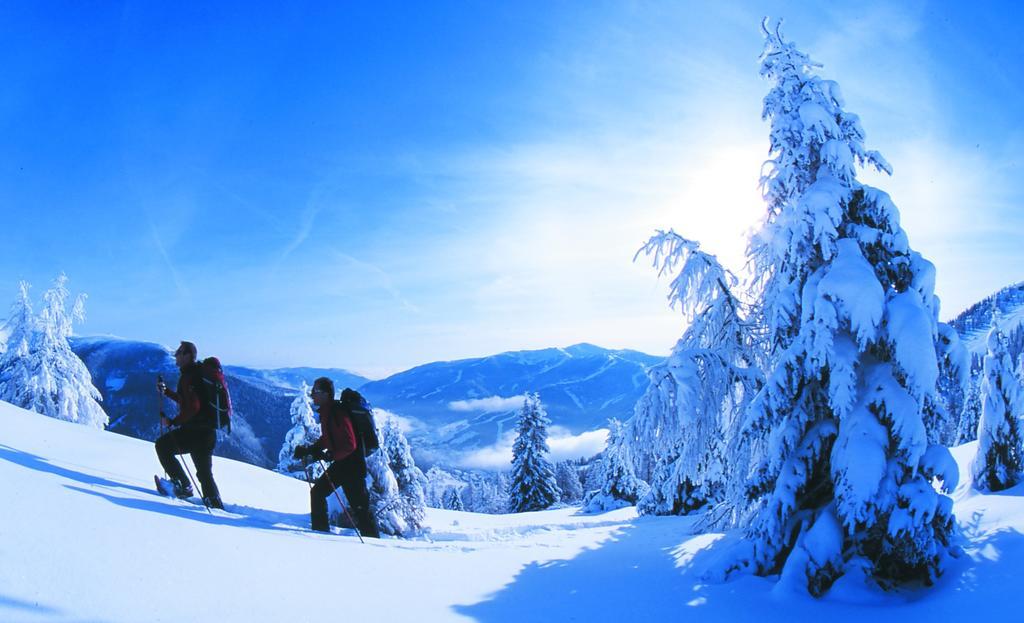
[200,357,232,432]
[340,388,379,455]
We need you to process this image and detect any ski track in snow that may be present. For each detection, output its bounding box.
[2,401,1024,622]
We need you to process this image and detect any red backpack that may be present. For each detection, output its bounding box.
[201,357,232,432]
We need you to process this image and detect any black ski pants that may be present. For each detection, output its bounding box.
[155,426,221,501]
[310,458,378,537]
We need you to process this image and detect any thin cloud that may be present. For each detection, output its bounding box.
[449,395,526,412]
[279,204,322,263]
[335,252,421,313]
[148,220,190,299]
[459,426,609,470]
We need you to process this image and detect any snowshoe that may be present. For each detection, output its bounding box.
[154,475,193,499]
[155,475,176,497]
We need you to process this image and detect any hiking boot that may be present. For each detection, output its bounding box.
[173,480,194,499]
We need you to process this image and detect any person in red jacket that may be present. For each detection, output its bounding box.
[155,341,224,509]
[294,377,379,537]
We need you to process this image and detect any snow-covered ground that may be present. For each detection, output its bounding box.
[1,400,1022,622]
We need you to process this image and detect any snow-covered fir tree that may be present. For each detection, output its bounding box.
[425,466,457,508]
[365,446,405,536]
[380,414,427,533]
[581,455,605,498]
[276,382,321,477]
[555,461,584,504]
[491,471,511,514]
[956,373,983,444]
[0,276,107,429]
[460,471,502,513]
[442,485,464,511]
[719,22,958,593]
[630,233,760,517]
[0,282,35,396]
[972,325,1024,491]
[585,419,648,512]
[508,393,560,513]
[933,323,970,446]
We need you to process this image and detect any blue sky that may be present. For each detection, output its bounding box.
[1,1,1022,377]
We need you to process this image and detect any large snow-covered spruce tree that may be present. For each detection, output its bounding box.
[508,393,560,513]
[972,325,1024,491]
[277,382,321,477]
[723,22,959,593]
[0,276,107,429]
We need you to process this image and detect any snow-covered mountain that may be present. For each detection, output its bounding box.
[222,364,370,395]
[360,343,662,461]
[2,398,1022,621]
[948,280,1024,358]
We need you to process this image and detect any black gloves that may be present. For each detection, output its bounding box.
[294,444,329,462]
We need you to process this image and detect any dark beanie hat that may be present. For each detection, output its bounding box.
[313,377,335,398]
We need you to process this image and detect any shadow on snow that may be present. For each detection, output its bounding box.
[0,592,112,623]
[453,509,1024,622]
[0,443,314,537]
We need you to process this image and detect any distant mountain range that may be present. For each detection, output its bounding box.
[360,343,661,462]
[68,337,662,470]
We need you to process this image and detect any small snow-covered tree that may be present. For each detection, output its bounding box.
[972,325,1024,491]
[442,485,464,511]
[0,276,107,429]
[461,471,507,513]
[720,22,958,594]
[508,393,560,512]
[277,382,321,476]
[956,373,982,444]
[0,282,35,398]
[366,447,405,536]
[490,471,511,514]
[933,323,970,445]
[555,461,584,503]
[581,456,605,498]
[425,466,457,508]
[586,419,647,511]
[381,415,428,533]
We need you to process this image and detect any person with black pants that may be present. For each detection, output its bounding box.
[294,377,379,538]
[155,340,224,509]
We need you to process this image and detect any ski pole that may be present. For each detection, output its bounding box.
[317,458,365,544]
[157,379,169,480]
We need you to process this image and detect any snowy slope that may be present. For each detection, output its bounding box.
[3,400,1023,622]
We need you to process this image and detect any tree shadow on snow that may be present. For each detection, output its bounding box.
[452,516,771,622]
[452,514,1024,622]
[0,444,153,497]
[913,523,1024,617]
[0,592,111,623]
[64,484,314,535]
